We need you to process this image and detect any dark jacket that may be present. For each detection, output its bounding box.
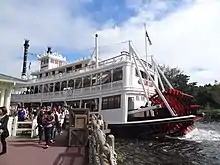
[0,115,9,138]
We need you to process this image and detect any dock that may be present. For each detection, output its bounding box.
[0,108,117,165]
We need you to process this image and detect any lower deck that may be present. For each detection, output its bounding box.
[11,90,152,125]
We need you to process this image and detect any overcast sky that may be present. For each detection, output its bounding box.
[0,0,219,85]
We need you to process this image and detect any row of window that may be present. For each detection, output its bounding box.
[61,95,121,111]
[39,63,84,78]
[34,95,121,111]
[41,58,63,65]
[23,67,123,94]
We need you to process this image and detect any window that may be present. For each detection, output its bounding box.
[128,97,134,110]
[75,78,82,89]
[54,82,60,92]
[136,95,139,101]
[49,83,54,92]
[39,85,43,93]
[51,59,54,63]
[66,67,72,73]
[113,67,123,81]
[91,74,98,86]
[101,70,111,84]
[61,81,67,90]
[34,86,38,94]
[83,76,91,88]
[75,64,82,69]
[72,100,80,108]
[82,98,99,112]
[43,84,49,93]
[135,69,148,79]
[102,97,108,110]
[55,60,58,64]
[46,59,49,63]
[52,71,55,75]
[101,95,121,110]
[68,79,74,88]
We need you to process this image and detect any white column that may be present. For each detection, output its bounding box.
[0,88,5,106]
[4,88,12,112]
[123,65,130,87]
[121,92,127,123]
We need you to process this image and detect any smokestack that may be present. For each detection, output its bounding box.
[47,47,52,54]
[21,39,29,78]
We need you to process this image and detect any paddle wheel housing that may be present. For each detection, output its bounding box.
[150,88,201,136]
[129,42,202,136]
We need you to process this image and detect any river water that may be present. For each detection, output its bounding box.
[116,121,220,165]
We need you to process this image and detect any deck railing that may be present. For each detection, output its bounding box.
[11,81,123,102]
[29,53,130,84]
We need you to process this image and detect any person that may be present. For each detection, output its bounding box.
[17,107,26,121]
[51,109,59,143]
[43,110,54,148]
[0,106,9,155]
[37,110,44,143]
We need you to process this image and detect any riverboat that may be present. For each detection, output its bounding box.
[11,34,202,137]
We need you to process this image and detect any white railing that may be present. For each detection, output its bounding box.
[28,54,130,84]
[11,81,123,102]
[11,116,38,138]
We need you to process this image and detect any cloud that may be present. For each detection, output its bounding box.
[98,0,220,85]
[0,0,219,85]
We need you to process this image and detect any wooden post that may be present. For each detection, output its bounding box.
[107,134,115,152]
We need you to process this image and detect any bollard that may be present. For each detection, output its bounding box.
[107,134,115,152]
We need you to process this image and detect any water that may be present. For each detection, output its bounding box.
[116,121,220,165]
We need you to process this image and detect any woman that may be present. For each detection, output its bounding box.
[0,106,9,155]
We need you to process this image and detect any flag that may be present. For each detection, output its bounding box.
[145,30,152,45]
[29,62,31,70]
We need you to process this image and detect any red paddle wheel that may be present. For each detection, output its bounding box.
[149,88,201,136]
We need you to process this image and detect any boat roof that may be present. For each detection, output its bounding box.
[0,73,27,84]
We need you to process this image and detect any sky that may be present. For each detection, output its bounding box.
[0,0,220,85]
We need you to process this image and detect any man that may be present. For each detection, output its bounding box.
[0,106,9,155]
[37,110,44,143]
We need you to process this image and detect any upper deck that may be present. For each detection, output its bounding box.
[19,51,153,86]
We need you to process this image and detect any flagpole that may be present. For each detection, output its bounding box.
[144,23,150,105]
[144,23,148,62]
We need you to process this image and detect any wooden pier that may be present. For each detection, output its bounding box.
[0,108,117,165]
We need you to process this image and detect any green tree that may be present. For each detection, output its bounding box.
[160,65,220,109]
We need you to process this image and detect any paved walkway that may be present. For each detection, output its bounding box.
[0,133,86,165]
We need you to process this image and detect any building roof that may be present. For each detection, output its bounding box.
[0,73,27,84]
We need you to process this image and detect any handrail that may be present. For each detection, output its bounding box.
[88,114,117,165]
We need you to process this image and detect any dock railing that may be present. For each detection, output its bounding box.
[88,114,117,165]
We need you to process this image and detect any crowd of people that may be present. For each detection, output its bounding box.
[12,105,69,149]
[36,105,69,148]
[0,105,70,155]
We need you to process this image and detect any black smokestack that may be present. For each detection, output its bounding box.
[21,40,29,77]
[47,47,52,54]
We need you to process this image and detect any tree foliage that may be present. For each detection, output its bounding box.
[160,65,220,109]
